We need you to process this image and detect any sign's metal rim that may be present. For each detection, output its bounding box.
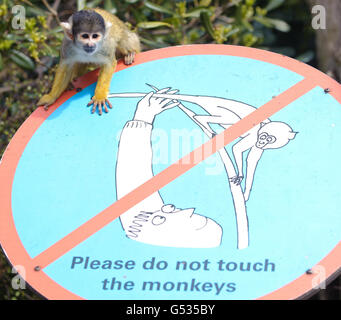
[0,44,340,300]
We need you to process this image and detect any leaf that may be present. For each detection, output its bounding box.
[47,26,63,34]
[140,37,169,48]
[241,19,254,31]
[125,0,140,3]
[9,50,35,71]
[86,0,102,8]
[184,7,210,18]
[265,0,285,12]
[5,34,25,41]
[137,21,173,29]
[200,11,215,39]
[144,1,173,15]
[199,0,212,6]
[104,0,117,14]
[42,43,54,55]
[253,16,272,28]
[225,27,240,38]
[254,16,290,32]
[26,6,47,17]
[265,18,290,32]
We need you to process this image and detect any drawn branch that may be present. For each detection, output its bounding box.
[176,102,249,250]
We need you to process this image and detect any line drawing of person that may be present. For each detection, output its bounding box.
[110,85,297,249]
[115,89,223,248]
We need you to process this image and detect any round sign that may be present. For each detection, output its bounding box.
[1,44,341,300]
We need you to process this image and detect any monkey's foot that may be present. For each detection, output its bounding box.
[124,52,135,65]
[87,97,113,115]
[229,176,244,186]
[37,94,56,111]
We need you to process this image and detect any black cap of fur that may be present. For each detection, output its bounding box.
[72,10,105,37]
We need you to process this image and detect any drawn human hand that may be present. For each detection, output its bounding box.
[229,176,244,186]
[133,87,180,124]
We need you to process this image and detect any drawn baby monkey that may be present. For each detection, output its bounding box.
[109,88,297,201]
[38,8,140,115]
[230,120,296,201]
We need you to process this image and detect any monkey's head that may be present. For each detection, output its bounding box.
[60,10,112,55]
[256,121,297,150]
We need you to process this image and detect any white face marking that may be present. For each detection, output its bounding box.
[65,49,110,65]
[76,32,104,55]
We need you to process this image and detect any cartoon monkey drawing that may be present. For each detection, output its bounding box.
[232,120,296,201]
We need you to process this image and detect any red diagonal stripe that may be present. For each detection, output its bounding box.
[32,78,316,269]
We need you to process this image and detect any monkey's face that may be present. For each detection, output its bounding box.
[76,32,104,55]
[256,122,297,150]
[255,132,276,149]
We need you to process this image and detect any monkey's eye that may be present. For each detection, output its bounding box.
[81,34,89,39]
[92,34,99,39]
[267,136,276,144]
[259,133,268,140]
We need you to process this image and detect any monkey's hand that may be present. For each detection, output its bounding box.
[87,96,113,116]
[229,176,244,186]
[37,94,56,111]
[124,51,136,65]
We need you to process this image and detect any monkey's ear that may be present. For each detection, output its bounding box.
[60,21,73,40]
[288,131,298,140]
[105,21,112,30]
[104,21,112,38]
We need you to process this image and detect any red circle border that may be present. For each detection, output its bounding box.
[0,44,340,300]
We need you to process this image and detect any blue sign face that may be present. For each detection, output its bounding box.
[3,45,341,299]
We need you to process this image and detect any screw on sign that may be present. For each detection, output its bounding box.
[0,45,340,300]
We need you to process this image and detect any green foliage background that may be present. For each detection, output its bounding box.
[0,0,339,300]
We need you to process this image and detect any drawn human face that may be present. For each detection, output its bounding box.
[151,204,207,229]
[127,204,222,248]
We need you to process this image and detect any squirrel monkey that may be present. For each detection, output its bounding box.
[37,8,140,115]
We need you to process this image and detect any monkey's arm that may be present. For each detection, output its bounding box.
[117,32,141,65]
[231,134,257,185]
[38,63,75,109]
[244,146,264,201]
[88,59,117,115]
